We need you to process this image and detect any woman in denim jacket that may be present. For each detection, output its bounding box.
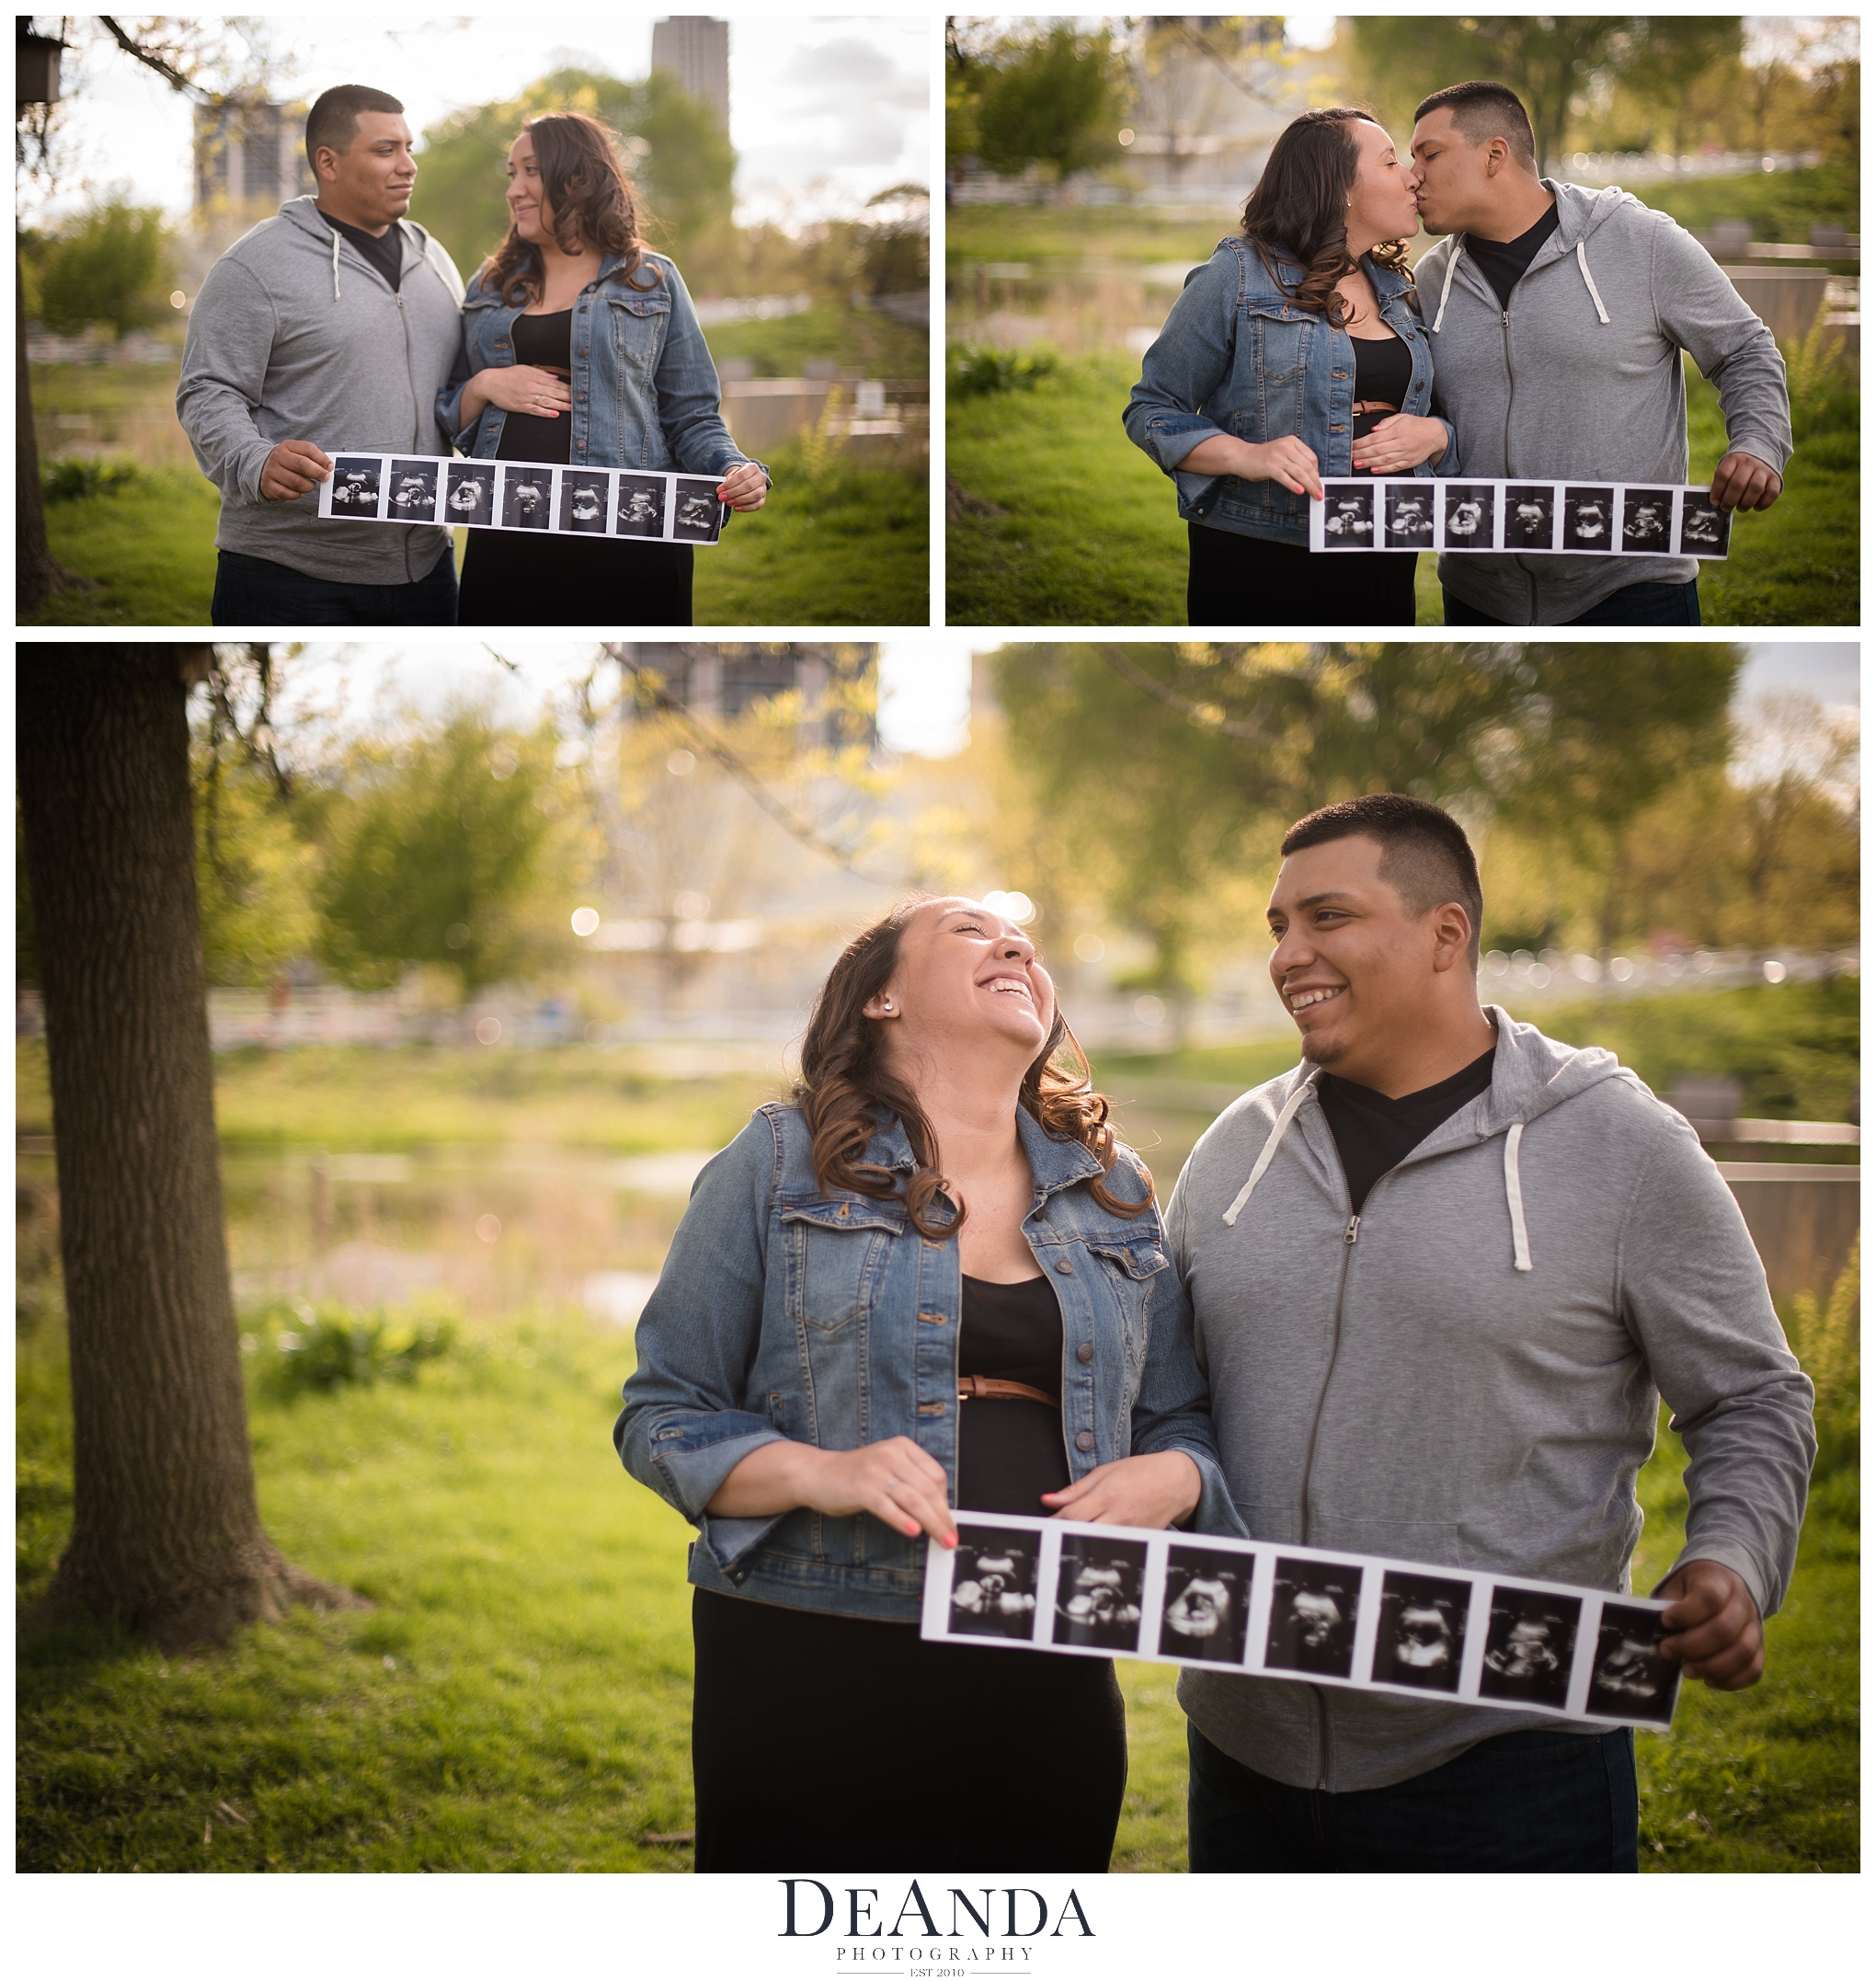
[1125,108,1453,627]
[618,897,1241,1872]
[436,112,768,627]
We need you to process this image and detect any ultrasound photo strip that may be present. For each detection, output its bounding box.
[315,452,726,546]
[1309,478,1731,559]
[921,1516,1682,1732]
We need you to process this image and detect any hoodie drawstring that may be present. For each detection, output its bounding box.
[330,228,342,303]
[1574,240,1609,324]
[1431,244,1464,334]
[1504,1121,1533,1271]
[1221,1081,1312,1226]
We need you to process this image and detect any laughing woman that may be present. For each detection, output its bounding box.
[616,898,1241,1872]
[439,110,768,627]
[1124,107,1452,627]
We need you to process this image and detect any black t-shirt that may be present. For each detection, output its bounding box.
[1319,1043,1497,1216]
[1349,333,1415,473]
[321,211,405,292]
[955,1274,1070,1516]
[1462,201,1560,311]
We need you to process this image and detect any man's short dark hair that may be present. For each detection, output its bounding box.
[1281,793,1484,968]
[305,86,406,175]
[1413,81,1537,167]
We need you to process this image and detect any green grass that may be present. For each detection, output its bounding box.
[25,466,220,626]
[946,203,1235,275]
[702,302,928,381]
[17,1309,704,1872]
[14,1038,784,1153]
[21,365,930,629]
[947,347,1857,627]
[694,431,929,626]
[1641,163,1859,247]
[1089,979,1859,1127]
[17,1291,1856,1872]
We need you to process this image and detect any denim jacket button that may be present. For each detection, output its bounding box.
[1075,1431,1095,1452]
[1054,1259,1073,1275]
[1076,1341,1094,1363]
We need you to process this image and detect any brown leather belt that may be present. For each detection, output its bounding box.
[1351,399,1401,417]
[957,1374,1057,1405]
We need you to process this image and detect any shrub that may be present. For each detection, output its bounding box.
[949,344,1060,397]
[244,1297,458,1401]
[1786,1238,1859,1477]
[41,457,147,503]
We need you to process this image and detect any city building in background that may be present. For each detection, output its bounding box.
[192,98,314,223]
[651,15,729,128]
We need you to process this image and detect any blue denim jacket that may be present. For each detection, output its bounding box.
[616,1102,1244,1621]
[437,248,761,480]
[1124,236,1453,544]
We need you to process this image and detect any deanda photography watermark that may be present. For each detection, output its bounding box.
[920,1514,1682,1731]
[315,452,726,545]
[1311,477,1732,557]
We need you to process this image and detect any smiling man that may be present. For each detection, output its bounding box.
[177,85,466,625]
[1165,792,1815,1872]
[1409,80,1791,626]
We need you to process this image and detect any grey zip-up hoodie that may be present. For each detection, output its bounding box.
[1414,180,1792,624]
[1166,1010,1814,1793]
[177,195,465,586]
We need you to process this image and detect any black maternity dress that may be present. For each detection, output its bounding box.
[454,309,696,627]
[690,1274,1129,1872]
[1186,327,1420,627]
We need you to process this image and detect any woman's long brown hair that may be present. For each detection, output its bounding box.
[479,109,658,305]
[794,900,1151,1240]
[1240,106,1416,326]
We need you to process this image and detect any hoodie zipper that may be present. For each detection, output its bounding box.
[397,286,420,584]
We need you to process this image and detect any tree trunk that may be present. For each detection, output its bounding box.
[16,245,91,615]
[17,648,363,1651]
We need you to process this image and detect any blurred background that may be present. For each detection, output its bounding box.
[17,639,1859,1872]
[17,14,931,626]
[944,14,1860,626]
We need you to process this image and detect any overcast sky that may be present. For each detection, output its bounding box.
[23,12,930,231]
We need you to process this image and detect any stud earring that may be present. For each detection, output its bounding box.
[882,1001,893,1013]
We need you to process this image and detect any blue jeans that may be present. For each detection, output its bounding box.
[212,546,458,626]
[1186,1722,1639,1872]
[1443,578,1701,626]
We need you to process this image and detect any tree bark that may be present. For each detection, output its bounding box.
[16,245,88,614]
[17,648,363,1650]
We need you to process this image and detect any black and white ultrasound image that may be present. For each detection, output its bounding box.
[1321,482,1376,549]
[1619,487,1674,551]
[1504,485,1555,549]
[558,471,611,534]
[671,475,725,542]
[445,463,496,525]
[1264,1557,1363,1678]
[614,475,667,538]
[329,456,383,515]
[501,466,554,531]
[1370,1570,1470,1694]
[1585,1602,1680,1724]
[1562,486,1615,552]
[1051,1534,1148,1652]
[1158,1546,1253,1666]
[386,459,439,522]
[1479,1586,1582,1708]
[946,1525,1040,1642]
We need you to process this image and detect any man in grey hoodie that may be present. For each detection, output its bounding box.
[1409,82,1791,626]
[177,86,466,624]
[1169,794,1814,1871]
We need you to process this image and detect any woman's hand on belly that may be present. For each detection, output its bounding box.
[1173,432,1322,498]
[1041,1450,1201,1529]
[717,461,769,511]
[1351,413,1447,474]
[459,362,573,427]
[706,1434,957,1548]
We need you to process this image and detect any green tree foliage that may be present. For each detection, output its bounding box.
[312,714,565,997]
[194,759,318,988]
[949,23,1122,178]
[411,67,736,281]
[19,200,178,340]
[991,642,1742,1000]
[1351,15,1630,172]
